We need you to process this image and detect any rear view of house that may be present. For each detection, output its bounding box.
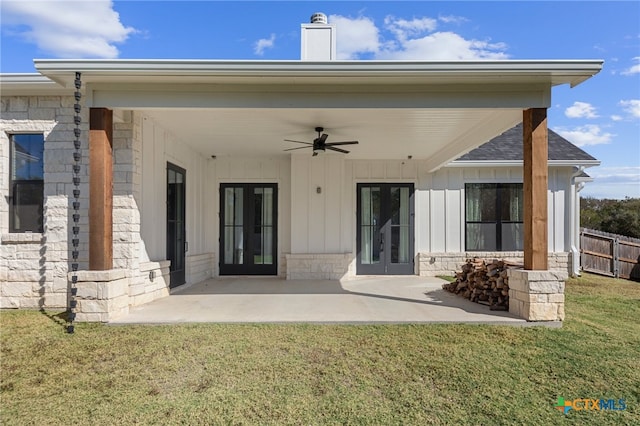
[0,14,602,322]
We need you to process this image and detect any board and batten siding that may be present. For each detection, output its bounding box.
[291,155,350,254]
[290,158,573,265]
[139,114,213,283]
[420,166,573,254]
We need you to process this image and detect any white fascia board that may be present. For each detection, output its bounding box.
[34,59,603,87]
[0,73,67,95]
[575,176,595,183]
[446,160,601,168]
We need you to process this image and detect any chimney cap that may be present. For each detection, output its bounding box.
[310,12,328,24]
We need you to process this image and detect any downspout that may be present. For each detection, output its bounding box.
[68,72,82,333]
[569,166,585,277]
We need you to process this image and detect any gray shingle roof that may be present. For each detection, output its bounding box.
[454,123,598,162]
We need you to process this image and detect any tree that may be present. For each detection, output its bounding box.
[581,197,640,238]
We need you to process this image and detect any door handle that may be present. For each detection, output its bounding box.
[184,241,188,253]
[380,233,384,252]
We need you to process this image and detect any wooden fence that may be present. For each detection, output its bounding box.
[580,228,640,280]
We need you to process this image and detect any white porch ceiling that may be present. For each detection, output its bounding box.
[137,107,523,169]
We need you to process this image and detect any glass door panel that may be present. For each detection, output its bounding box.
[223,187,244,265]
[390,186,410,264]
[167,163,186,288]
[253,187,274,265]
[360,187,381,266]
[357,183,414,275]
[220,184,277,275]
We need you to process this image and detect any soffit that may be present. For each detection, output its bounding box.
[139,107,522,168]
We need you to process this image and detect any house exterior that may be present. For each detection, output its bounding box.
[0,15,602,322]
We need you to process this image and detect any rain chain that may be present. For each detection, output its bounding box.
[67,72,82,334]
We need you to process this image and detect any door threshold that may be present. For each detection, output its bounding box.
[169,281,193,295]
[216,275,282,280]
[352,274,419,279]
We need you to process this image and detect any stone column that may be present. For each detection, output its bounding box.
[508,269,567,321]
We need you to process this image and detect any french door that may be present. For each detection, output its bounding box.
[357,183,414,275]
[219,183,277,275]
[167,163,186,288]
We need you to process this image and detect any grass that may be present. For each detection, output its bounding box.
[1,273,639,425]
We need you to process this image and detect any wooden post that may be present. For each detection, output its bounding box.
[523,108,548,270]
[89,108,113,270]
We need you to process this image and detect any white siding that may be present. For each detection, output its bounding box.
[139,115,210,272]
[291,155,345,253]
[419,166,574,254]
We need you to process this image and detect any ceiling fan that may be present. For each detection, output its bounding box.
[284,127,359,156]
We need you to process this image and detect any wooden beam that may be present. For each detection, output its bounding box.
[89,108,113,270]
[523,108,548,270]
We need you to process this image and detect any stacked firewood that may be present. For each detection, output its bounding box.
[442,258,523,311]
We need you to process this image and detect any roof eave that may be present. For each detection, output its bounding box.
[447,160,601,168]
[31,58,604,87]
[0,73,67,95]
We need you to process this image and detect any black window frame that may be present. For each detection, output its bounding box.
[9,133,45,233]
[465,183,523,251]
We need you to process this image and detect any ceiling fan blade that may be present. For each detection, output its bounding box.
[325,146,350,154]
[284,139,313,145]
[319,133,329,143]
[284,146,312,151]
[325,141,359,146]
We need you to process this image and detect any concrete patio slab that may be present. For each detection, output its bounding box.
[111,276,556,326]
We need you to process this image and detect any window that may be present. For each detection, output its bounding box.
[9,134,44,233]
[465,183,523,251]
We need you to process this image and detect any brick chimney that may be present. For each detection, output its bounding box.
[301,12,336,61]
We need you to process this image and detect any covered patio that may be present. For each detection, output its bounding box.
[111,276,548,325]
[20,59,602,323]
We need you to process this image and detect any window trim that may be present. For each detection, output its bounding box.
[8,133,45,233]
[464,182,524,252]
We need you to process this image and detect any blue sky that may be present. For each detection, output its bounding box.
[1,1,639,199]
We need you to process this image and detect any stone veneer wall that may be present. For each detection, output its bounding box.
[132,261,171,306]
[0,100,174,320]
[186,253,215,284]
[508,269,567,321]
[1,234,67,308]
[1,95,88,309]
[112,112,142,283]
[417,252,571,277]
[286,253,353,280]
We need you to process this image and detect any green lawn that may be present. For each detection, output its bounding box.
[1,273,638,425]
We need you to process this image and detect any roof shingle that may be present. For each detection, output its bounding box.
[454,123,598,162]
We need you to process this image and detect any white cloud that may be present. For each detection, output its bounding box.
[438,15,469,25]
[555,125,614,147]
[379,31,508,60]
[619,99,640,119]
[330,14,508,60]
[254,34,276,56]
[565,101,599,119]
[330,15,379,60]
[611,115,623,121]
[621,57,640,75]
[1,0,134,58]
[384,15,437,41]
[581,166,640,199]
